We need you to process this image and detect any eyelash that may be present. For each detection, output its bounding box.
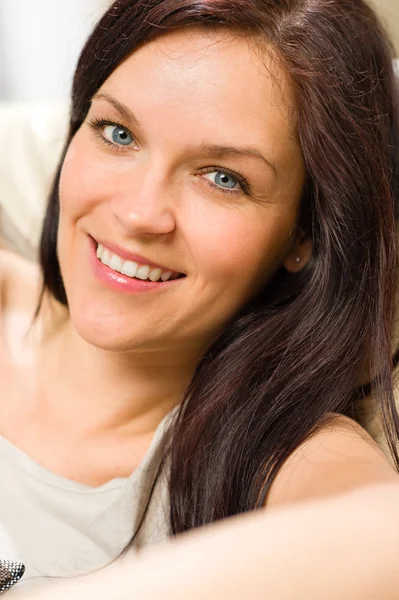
[88,117,138,152]
[87,117,252,196]
[198,166,252,196]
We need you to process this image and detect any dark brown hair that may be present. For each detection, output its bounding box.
[39,0,399,533]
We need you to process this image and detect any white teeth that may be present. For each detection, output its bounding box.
[161,271,173,282]
[101,249,111,267]
[121,260,138,277]
[96,243,179,282]
[149,267,162,282]
[136,265,150,280]
[109,254,123,272]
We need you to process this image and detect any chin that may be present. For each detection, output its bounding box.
[68,302,149,352]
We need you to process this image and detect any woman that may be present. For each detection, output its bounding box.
[1,0,399,594]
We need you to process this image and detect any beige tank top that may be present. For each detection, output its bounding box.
[0,411,173,589]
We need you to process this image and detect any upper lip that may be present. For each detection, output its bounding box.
[93,237,184,275]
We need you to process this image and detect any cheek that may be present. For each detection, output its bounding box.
[59,141,88,225]
[58,134,112,222]
[176,200,296,340]
[57,137,106,280]
[189,201,296,290]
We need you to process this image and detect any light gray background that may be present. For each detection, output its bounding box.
[0,0,109,101]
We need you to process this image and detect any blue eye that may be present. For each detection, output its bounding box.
[103,124,134,146]
[204,171,239,190]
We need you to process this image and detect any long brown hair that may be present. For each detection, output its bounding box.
[39,0,399,534]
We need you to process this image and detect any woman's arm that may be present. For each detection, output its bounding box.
[13,483,399,600]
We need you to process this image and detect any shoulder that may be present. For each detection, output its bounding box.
[266,414,398,509]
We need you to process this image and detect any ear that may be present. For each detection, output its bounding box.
[283,237,313,273]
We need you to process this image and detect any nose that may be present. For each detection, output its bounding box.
[110,165,177,237]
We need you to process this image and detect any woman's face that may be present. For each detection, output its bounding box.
[58,28,306,359]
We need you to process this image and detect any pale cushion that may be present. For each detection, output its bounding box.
[0,103,68,258]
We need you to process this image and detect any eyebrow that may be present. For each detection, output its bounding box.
[92,92,277,176]
[199,143,276,177]
[92,92,140,127]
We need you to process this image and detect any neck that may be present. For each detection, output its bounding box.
[34,300,197,437]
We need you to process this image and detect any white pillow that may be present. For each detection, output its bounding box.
[0,103,68,258]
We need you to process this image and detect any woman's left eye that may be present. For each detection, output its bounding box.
[201,168,250,195]
[203,171,239,190]
[103,124,134,147]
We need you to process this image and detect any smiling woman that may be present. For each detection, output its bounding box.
[57,29,305,354]
[1,0,399,596]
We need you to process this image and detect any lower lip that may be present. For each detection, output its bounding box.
[89,237,180,293]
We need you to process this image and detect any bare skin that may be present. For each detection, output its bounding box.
[0,253,179,486]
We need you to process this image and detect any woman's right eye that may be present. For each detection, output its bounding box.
[88,118,138,150]
[103,124,134,147]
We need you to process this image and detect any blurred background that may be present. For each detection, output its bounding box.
[370,0,399,52]
[0,0,111,101]
[0,0,398,103]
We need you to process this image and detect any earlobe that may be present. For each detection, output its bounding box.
[283,238,313,273]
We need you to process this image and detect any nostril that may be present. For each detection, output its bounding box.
[0,560,25,594]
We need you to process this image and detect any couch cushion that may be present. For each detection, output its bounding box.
[0,103,67,258]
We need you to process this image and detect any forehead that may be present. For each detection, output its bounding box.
[98,28,299,164]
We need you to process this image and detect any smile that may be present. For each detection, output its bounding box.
[96,243,181,282]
